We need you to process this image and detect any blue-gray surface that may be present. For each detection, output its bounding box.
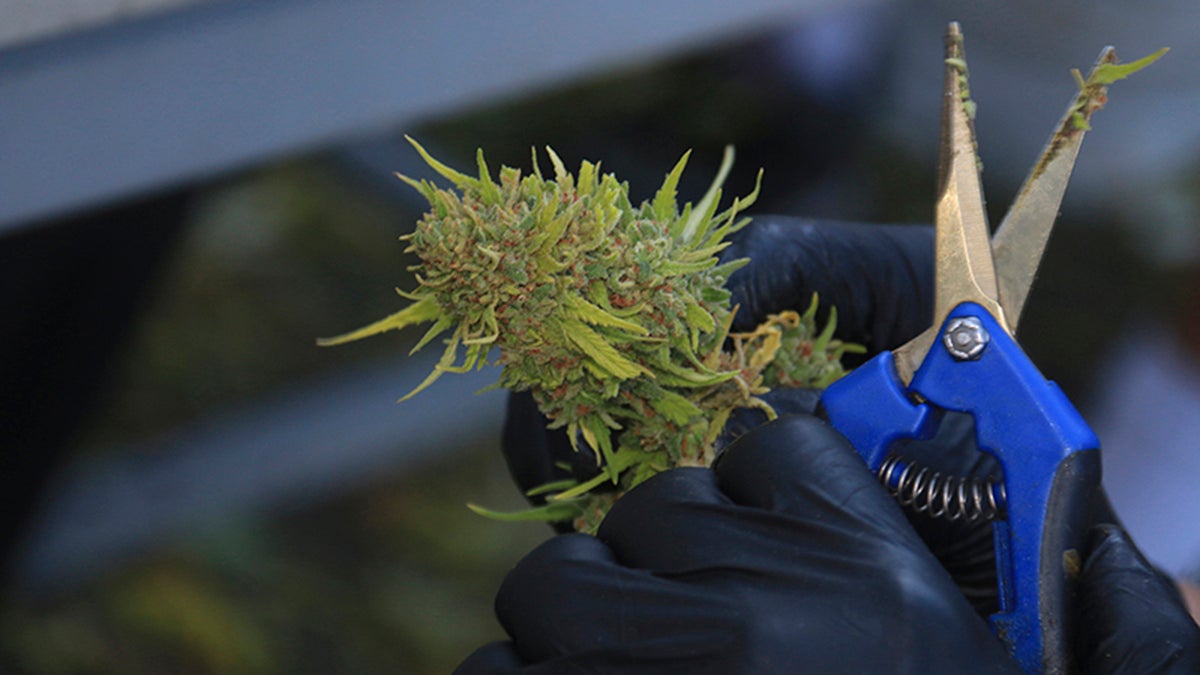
[0,0,834,232]
[16,351,506,592]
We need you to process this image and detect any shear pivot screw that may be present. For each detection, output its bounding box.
[944,316,989,360]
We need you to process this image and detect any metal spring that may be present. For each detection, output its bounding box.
[878,454,1007,523]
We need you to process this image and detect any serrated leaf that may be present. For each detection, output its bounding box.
[659,258,718,276]
[394,173,437,202]
[547,470,610,502]
[476,148,501,203]
[812,305,839,354]
[1090,47,1168,85]
[649,389,703,424]
[404,136,479,191]
[409,315,454,355]
[677,242,730,263]
[578,415,620,482]
[704,407,732,447]
[587,283,644,318]
[316,296,442,346]
[467,501,583,523]
[709,257,750,281]
[654,359,736,387]
[556,446,644,497]
[561,318,650,380]
[701,286,732,303]
[565,295,649,335]
[398,328,461,401]
[545,146,571,186]
[678,145,734,244]
[534,199,580,256]
[683,299,716,334]
[652,151,691,222]
[525,479,580,497]
[709,168,762,242]
[577,160,597,196]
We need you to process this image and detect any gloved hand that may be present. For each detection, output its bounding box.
[459,414,1020,674]
[1078,525,1200,673]
[481,217,1200,672]
[461,415,1200,674]
[500,217,999,599]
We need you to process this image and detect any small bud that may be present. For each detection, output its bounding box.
[321,140,857,531]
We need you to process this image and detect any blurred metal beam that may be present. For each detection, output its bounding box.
[0,0,215,49]
[15,351,507,593]
[0,0,857,233]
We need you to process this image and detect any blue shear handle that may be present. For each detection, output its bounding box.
[821,303,1100,674]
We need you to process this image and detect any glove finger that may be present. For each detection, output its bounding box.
[598,415,916,575]
[1077,524,1200,674]
[715,414,904,530]
[723,218,933,359]
[597,467,790,575]
[717,387,822,451]
[494,533,740,665]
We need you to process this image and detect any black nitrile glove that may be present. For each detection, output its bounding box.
[459,415,1021,674]
[720,217,933,353]
[482,217,1200,672]
[500,218,998,598]
[1078,525,1200,673]
[464,416,1200,674]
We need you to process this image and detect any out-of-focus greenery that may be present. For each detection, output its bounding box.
[3,442,548,673]
[1,159,551,673]
[83,163,425,448]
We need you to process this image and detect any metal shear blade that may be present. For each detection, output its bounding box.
[822,22,1142,672]
[892,23,1114,384]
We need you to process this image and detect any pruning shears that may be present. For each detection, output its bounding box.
[821,23,1126,673]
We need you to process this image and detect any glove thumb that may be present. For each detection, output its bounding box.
[1077,524,1200,674]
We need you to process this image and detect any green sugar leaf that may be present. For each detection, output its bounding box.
[677,145,734,244]
[524,479,579,497]
[316,296,441,346]
[659,258,718,276]
[655,151,691,224]
[560,318,650,380]
[649,389,703,424]
[324,138,857,532]
[564,295,649,335]
[475,149,501,203]
[409,315,454,355]
[1090,47,1168,85]
[467,501,584,523]
[404,136,479,192]
[683,298,716,334]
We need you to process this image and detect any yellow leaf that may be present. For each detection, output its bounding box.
[565,295,649,335]
[316,296,441,346]
[561,318,650,380]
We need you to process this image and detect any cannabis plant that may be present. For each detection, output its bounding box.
[321,139,859,531]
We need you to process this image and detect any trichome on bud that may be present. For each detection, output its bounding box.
[321,138,860,531]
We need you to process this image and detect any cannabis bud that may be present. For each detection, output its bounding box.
[321,138,859,531]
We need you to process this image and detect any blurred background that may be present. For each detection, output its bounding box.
[1,1,1197,672]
